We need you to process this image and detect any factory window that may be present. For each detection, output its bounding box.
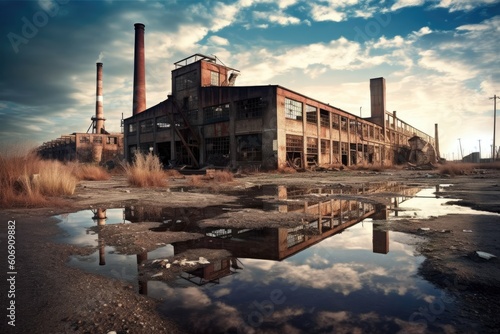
[332,141,340,154]
[128,123,137,134]
[306,105,317,124]
[236,134,262,161]
[236,97,265,119]
[331,114,340,129]
[320,109,329,127]
[205,137,230,165]
[210,71,220,86]
[140,119,154,133]
[106,137,117,145]
[363,124,368,138]
[285,98,302,120]
[175,71,197,91]
[93,136,102,144]
[79,136,90,143]
[307,137,318,154]
[286,135,303,152]
[340,117,347,132]
[321,139,330,154]
[204,103,229,123]
[369,126,374,139]
[156,116,170,131]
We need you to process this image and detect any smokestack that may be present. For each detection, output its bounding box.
[133,23,146,115]
[370,77,386,130]
[435,123,440,159]
[95,62,104,134]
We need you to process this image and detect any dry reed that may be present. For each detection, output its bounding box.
[125,152,168,187]
[69,163,110,181]
[0,152,77,207]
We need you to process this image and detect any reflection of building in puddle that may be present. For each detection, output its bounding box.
[91,208,107,265]
[180,257,242,286]
[90,182,427,289]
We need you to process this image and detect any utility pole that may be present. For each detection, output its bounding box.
[478,139,481,162]
[490,95,499,162]
[458,138,463,160]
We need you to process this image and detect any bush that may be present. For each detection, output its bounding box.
[126,152,167,187]
[69,163,110,181]
[0,152,77,207]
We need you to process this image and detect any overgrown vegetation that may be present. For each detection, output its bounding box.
[69,163,110,181]
[437,161,500,176]
[0,152,77,207]
[188,170,234,187]
[125,152,167,187]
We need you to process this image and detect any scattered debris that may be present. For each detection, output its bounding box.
[419,227,431,231]
[151,272,163,278]
[476,251,497,260]
[463,230,473,233]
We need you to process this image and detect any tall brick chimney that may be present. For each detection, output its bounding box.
[95,62,105,134]
[133,23,146,115]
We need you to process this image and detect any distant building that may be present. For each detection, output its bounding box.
[38,63,124,163]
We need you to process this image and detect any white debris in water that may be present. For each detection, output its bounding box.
[476,251,497,260]
[107,331,117,334]
[463,230,473,233]
[151,272,163,278]
[419,227,430,231]
[165,263,171,269]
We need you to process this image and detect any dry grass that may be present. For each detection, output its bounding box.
[126,152,167,187]
[438,161,500,176]
[0,152,77,207]
[69,163,110,181]
[188,170,234,187]
[277,166,297,174]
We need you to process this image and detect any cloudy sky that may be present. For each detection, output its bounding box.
[1,0,499,159]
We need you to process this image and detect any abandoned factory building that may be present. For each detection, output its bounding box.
[124,23,437,170]
[38,63,124,163]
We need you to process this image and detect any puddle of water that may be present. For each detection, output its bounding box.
[388,185,500,219]
[55,182,498,333]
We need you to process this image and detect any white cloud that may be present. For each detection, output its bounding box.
[310,4,345,22]
[253,10,301,25]
[418,50,478,80]
[391,0,426,11]
[435,0,499,12]
[208,35,230,46]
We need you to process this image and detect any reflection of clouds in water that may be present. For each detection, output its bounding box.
[306,253,330,266]
[213,287,231,298]
[240,252,425,298]
[148,282,211,309]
